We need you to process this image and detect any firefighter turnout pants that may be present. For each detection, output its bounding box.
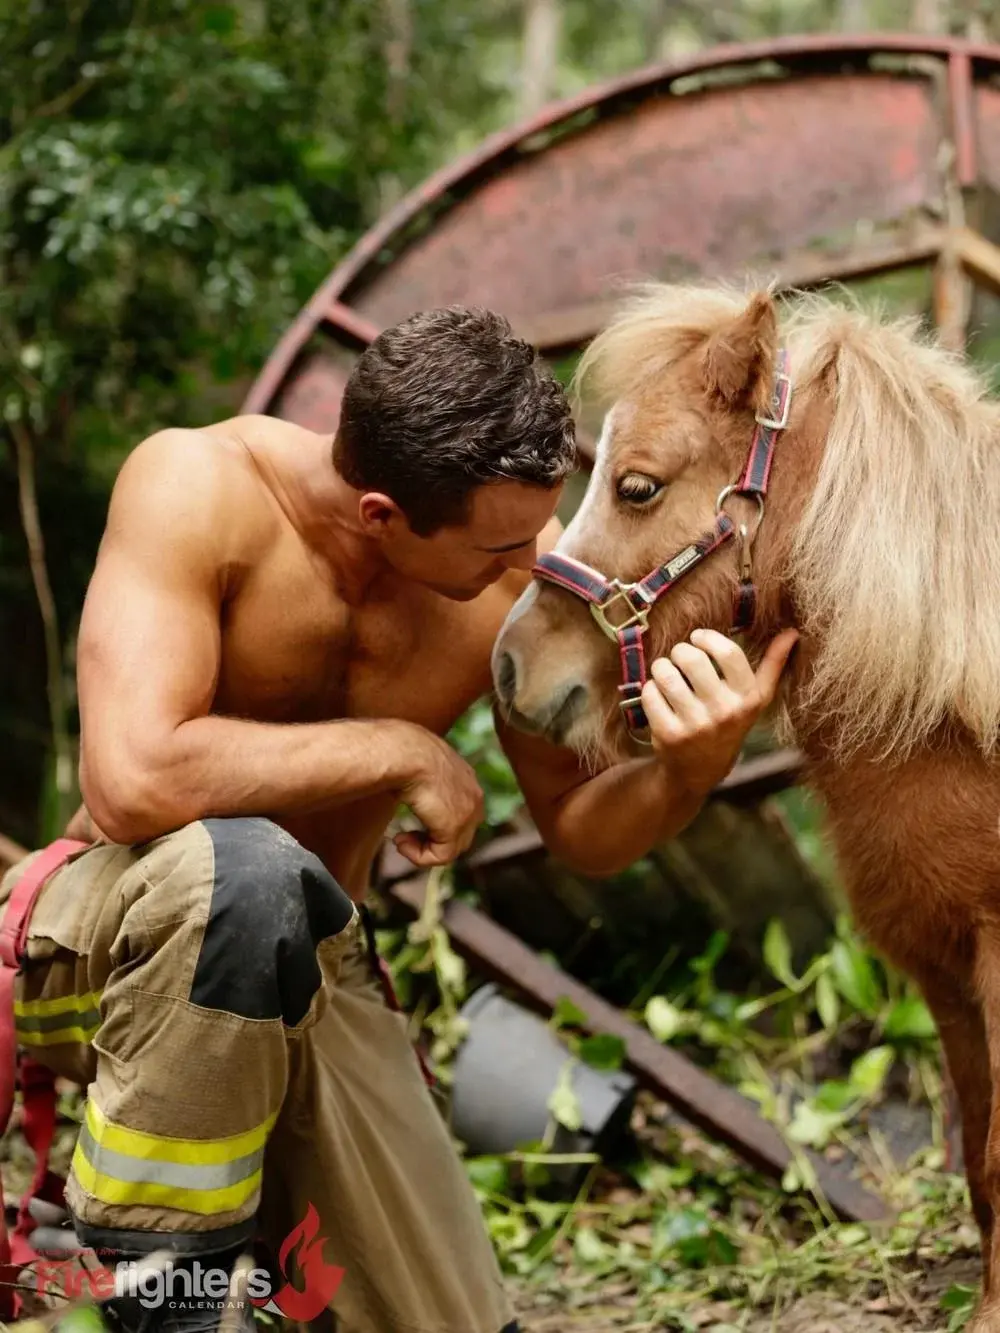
[0,819,517,1333]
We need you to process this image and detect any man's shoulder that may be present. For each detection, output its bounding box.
[117,418,283,512]
[103,421,280,570]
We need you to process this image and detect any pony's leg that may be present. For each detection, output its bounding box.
[916,970,993,1292]
[961,939,1000,1330]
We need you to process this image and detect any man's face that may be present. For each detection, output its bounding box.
[377,480,563,600]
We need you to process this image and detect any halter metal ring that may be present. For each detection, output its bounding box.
[590,580,650,643]
[716,486,766,534]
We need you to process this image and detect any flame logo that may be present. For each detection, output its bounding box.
[254,1203,345,1320]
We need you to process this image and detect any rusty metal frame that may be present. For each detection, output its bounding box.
[245,32,1000,422]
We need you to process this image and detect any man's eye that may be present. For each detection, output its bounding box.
[616,473,664,506]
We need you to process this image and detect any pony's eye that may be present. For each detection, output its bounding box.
[616,473,664,506]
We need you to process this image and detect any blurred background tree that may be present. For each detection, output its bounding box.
[1,0,998,844]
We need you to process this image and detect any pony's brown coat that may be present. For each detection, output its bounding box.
[496,283,1000,1331]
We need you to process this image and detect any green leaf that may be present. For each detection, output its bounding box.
[691,930,729,975]
[547,1060,583,1132]
[941,1284,978,1311]
[814,1079,857,1113]
[551,996,588,1031]
[432,928,467,997]
[884,995,937,1041]
[815,971,840,1030]
[577,1033,625,1071]
[653,1205,709,1259]
[645,995,685,1043]
[763,919,797,988]
[704,1228,739,1266]
[573,1226,608,1265]
[849,1045,894,1099]
[830,939,882,1016]
[787,1100,846,1149]
[51,1311,108,1333]
[630,1158,694,1193]
[487,1210,532,1254]
[836,1224,870,1248]
[465,1156,509,1195]
[942,1283,977,1330]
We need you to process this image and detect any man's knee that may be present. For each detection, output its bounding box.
[191,817,354,1025]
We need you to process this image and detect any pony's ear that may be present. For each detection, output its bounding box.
[701,292,778,415]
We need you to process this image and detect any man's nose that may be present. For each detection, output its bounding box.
[502,542,537,573]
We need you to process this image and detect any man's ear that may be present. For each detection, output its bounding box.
[358,492,404,536]
[702,291,778,416]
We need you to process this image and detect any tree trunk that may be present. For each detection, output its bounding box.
[838,0,869,30]
[911,0,948,31]
[642,0,671,61]
[520,0,561,120]
[376,0,412,215]
[962,3,989,40]
[11,419,74,836]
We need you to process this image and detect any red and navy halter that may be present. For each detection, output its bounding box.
[532,351,792,738]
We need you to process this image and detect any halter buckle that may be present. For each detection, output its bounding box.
[590,581,651,642]
[754,370,792,430]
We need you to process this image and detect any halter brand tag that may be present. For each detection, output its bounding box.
[664,545,699,580]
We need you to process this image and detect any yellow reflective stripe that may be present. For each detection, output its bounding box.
[14,990,103,1018]
[71,1144,261,1217]
[85,1101,277,1168]
[16,1023,101,1046]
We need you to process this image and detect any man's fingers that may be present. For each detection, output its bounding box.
[650,658,705,728]
[754,628,801,704]
[640,677,683,742]
[689,628,756,694]
[669,642,724,701]
[393,831,455,868]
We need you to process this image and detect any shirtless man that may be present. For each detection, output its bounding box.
[2,308,796,1333]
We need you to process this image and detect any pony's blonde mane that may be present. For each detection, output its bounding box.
[577,283,1000,760]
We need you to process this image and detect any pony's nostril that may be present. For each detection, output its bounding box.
[495,652,518,706]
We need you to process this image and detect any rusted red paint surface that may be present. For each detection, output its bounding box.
[269,353,353,435]
[352,75,940,326]
[245,34,1000,426]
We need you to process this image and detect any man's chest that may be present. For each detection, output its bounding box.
[214,559,502,733]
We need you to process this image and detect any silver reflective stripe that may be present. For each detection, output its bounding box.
[77,1122,264,1191]
[15,1007,101,1034]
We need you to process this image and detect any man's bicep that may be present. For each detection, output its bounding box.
[79,543,222,733]
[77,437,228,786]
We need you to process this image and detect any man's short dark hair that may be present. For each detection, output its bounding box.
[333,307,577,535]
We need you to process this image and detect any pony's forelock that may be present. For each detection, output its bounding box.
[573,283,755,408]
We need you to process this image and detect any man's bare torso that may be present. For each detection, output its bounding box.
[84,416,528,896]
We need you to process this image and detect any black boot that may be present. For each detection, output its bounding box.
[72,1222,257,1333]
[96,1247,257,1333]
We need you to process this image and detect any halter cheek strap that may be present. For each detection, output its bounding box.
[532,350,792,738]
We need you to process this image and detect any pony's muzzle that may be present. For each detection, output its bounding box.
[493,650,589,745]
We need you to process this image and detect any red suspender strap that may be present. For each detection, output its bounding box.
[0,839,87,971]
[0,838,87,1314]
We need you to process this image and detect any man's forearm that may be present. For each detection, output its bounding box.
[82,714,419,845]
[545,758,706,879]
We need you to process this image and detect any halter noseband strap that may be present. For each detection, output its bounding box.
[532,349,792,738]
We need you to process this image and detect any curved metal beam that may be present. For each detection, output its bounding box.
[245,33,1000,423]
